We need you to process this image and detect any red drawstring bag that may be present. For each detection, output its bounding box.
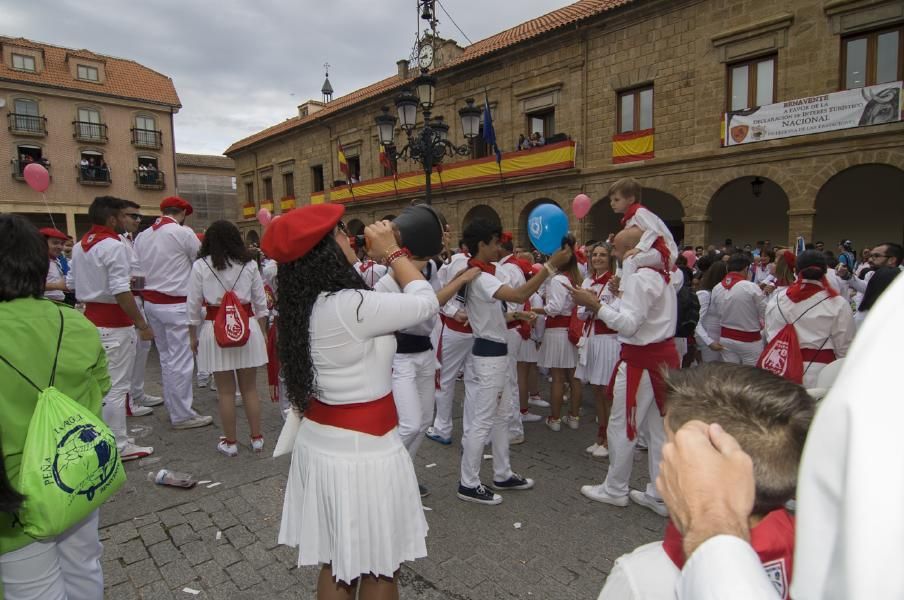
[567,306,584,346]
[757,295,830,384]
[206,261,251,348]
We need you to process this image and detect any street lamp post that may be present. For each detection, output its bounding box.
[375,74,483,205]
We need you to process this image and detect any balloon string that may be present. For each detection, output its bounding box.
[41,192,58,230]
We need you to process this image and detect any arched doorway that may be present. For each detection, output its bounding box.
[708,177,788,249]
[586,188,685,245]
[518,198,561,249]
[814,164,904,249]
[346,218,365,236]
[461,204,502,232]
[246,230,260,247]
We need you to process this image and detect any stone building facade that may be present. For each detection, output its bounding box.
[175,153,238,231]
[0,36,180,236]
[226,0,904,251]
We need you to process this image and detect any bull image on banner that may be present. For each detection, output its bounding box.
[724,81,902,146]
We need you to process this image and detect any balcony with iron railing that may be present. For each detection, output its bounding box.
[73,121,108,143]
[77,164,111,186]
[134,169,164,189]
[131,128,162,149]
[7,113,47,136]
[11,159,51,180]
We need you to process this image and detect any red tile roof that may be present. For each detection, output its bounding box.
[0,36,181,108]
[225,0,632,155]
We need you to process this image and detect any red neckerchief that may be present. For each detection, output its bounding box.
[592,271,612,288]
[663,509,795,599]
[620,202,641,228]
[721,272,748,290]
[151,216,178,231]
[359,260,374,273]
[786,274,838,303]
[81,225,120,252]
[503,255,533,278]
[468,258,496,276]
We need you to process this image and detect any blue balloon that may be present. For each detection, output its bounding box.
[527,203,569,255]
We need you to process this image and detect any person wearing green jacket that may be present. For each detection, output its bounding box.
[0,215,111,600]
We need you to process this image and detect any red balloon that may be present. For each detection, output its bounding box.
[23,163,50,193]
[572,193,591,219]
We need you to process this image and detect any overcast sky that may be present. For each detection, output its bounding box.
[5,0,573,155]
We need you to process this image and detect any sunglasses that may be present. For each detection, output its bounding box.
[336,220,348,235]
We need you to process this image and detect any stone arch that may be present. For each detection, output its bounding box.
[694,165,799,215]
[346,218,365,235]
[246,229,260,246]
[586,188,685,245]
[461,204,502,232]
[814,163,904,249]
[706,176,789,249]
[518,198,561,249]
[805,149,904,208]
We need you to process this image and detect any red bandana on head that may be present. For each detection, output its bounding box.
[468,258,496,276]
[80,225,120,252]
[786,273,839,303]
[151,216,178,231]
[620,202,641,228]
[721,272,748,290]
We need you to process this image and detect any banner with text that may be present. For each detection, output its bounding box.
[723,81,902,146]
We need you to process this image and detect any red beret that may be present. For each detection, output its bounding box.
[160,196,193,216]
[39,227,68,241]
[261,203,345,264]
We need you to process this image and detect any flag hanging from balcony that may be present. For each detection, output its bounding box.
[612,128,654,164]
[482,92,502,164]
[337,143,349,178]
[379,144,395,178]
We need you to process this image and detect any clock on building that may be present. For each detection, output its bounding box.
[418,43,434,69]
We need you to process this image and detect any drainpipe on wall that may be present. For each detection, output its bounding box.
[170,106,178,192]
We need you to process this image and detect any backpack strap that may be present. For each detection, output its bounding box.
[0,306,64,391]
[204,259,247,293]
[777,292,835,377]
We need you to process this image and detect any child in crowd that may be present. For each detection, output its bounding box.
[607,177,679,277]
[599,363,814,600]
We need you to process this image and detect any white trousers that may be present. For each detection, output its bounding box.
[98,326,136,450]
[460,355,513,488]
[0,510,102,600]
[431,328,472,439]
[143,302,198,424]
[129,297,153,408]
[673,338,688,364]
[505,329,523,437]
[720,338,764,366]
[601,363,665,500]
[392,350,436,459]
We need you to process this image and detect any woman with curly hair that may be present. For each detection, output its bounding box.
[266,205,441,599]
[187,220,268,457]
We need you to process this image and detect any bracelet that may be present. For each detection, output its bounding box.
[385,247,412,267]
[543,262,556,276]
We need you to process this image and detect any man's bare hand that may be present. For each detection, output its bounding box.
[568,285,600,312]
[656,421,755,558]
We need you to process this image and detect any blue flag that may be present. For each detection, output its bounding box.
[795,236,805,255]
[482,93,502,164]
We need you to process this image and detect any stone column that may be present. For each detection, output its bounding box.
[787,209,816,247]
[682,214,710,248]
[65,211,77,237]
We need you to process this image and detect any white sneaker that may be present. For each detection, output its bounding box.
[141,394,164,407]
[545,417,561,432]
[217,438,238,457]
[629,489,669,517]
[585,443,600,455]
[121,443,154,462]
[581,484,629,507]
[251,436,264,453]
[128,405,153,417]
[591,445,610,459]
[209,379,217,392]
[509,434,525,445]
[563,415,580,430]
[528,395,550,408]
[520,411,543,423]
[173,415,214,430]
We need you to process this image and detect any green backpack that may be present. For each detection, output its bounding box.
[0,307,125,539]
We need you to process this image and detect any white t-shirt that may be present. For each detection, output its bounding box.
[134,217,201,296]
[44,259,66,301]
[70,237,132,303]
[465,272,506,344]
[598,542,677,600]
[711,279,766,334]
[186,259,269,327]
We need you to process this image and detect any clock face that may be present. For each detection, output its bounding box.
[418,44,434,69]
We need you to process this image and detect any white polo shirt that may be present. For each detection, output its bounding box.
[465,272,507,344]
[134,217,200,296]
[70,237,132,303]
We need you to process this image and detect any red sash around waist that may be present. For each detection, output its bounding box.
[142,290,187,304]
[608,339,680,441]
[593,320,616,335]
[720,326,762,342]
[441,314,472,334]
[506,321,520,330]
[304,392,398,436]
[84,302,133,328]
[801,348,836,364]
[546,315,570,328]
[205,304,252,321]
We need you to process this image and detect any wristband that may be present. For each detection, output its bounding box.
[386,247,412,267]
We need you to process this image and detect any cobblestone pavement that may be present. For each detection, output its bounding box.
[101,352,665,599]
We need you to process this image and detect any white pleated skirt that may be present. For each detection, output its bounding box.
[538,327,578,369]
[575,334,620,386]
[278,419,428,584]
[516,336,539,363]
[196,319,268,373]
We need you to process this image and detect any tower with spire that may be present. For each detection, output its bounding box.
[321,62,333,104]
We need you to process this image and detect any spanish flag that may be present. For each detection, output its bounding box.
[337,143,349,178]
[379,144,395,178]
[612,128,654,164]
